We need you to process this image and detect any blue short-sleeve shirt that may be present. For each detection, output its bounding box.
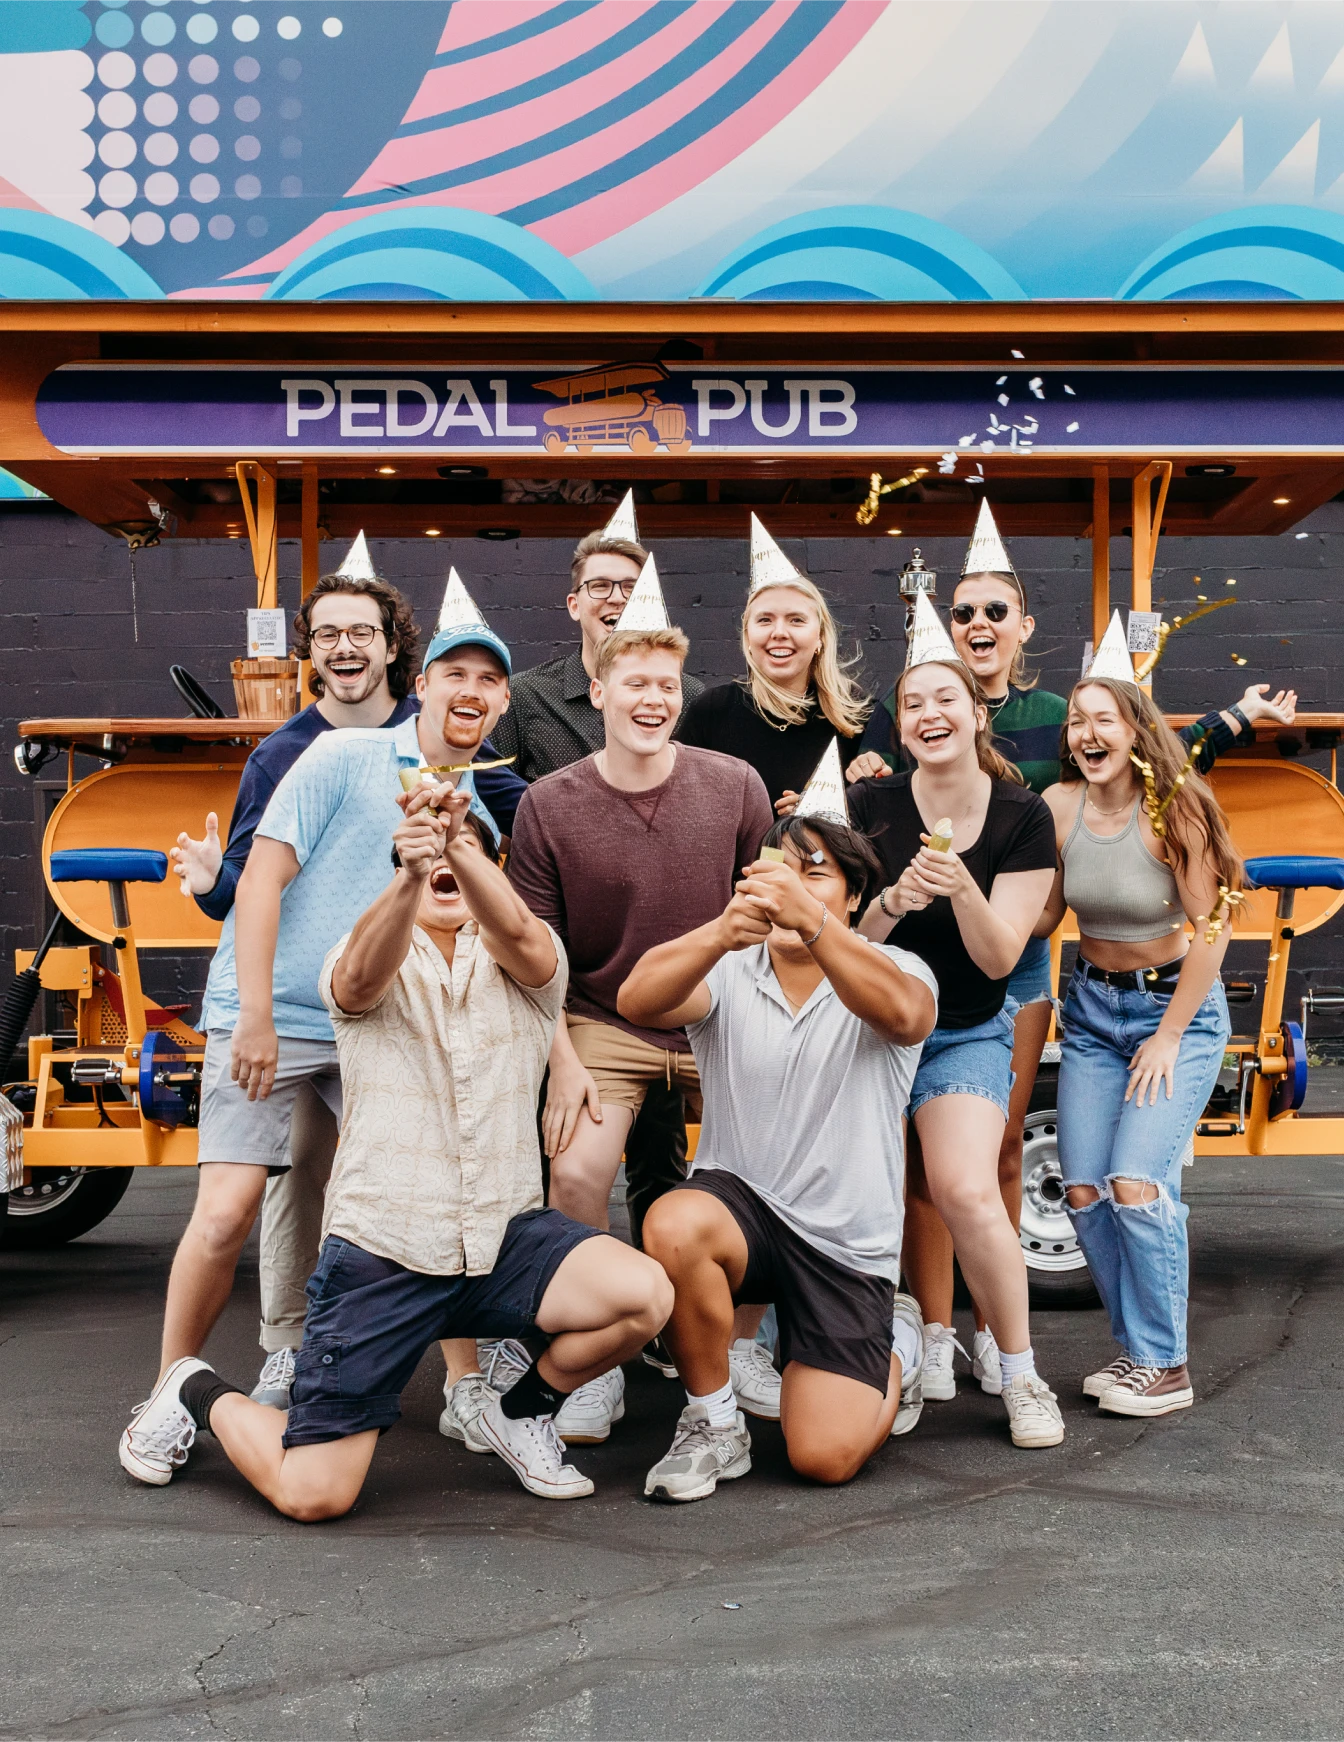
[200,716,497,1041]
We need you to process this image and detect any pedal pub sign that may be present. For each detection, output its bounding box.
[35,361,1344,459]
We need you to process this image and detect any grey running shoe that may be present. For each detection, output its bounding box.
[890,1292,926,1437]
[729,1338,781,1421]
[250,1347,296,1411]
[439,1372,497,1453]
[644,1403,752,1503]
[1083,1353,1137,1399]
[480,1338,533,1395]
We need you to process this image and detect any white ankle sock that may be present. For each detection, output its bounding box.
[688,1380,737,1428]
[999,1345,1038,1389]
[890,1317,922,1379]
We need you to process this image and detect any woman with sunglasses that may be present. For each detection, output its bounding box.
[851,608,1064,1448]
[677,517,885,810]
[857,502,1296,1402]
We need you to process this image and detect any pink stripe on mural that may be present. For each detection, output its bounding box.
[405,2,662,126]
[355,3,719,197]
[532,0,885,256]
[169,281,268,298]
[393,1,800,222]
[434,1,570,60]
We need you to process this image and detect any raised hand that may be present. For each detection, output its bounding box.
[170,812,222,896]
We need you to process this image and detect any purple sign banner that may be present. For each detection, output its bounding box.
[35,362,1344,459]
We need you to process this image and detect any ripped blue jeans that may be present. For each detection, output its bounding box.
[1056,967,1229,1368]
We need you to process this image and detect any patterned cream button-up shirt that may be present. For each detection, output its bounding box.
[318,920,566,1277]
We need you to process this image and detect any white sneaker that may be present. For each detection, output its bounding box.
[119,1357,212,1486]
[439,1372,498,1453]
[250,1347,296,1411]
[729,1338,782,1421]
[479,1338,533,1395]
[971,1328,1002,1396]
[644,1403,752,1503]
[477,1397,594,1500]
[1002,1372,1065,1448]
[890,1292,926,1436]
[921,1323,963,1402]
[554,1366,626,1444]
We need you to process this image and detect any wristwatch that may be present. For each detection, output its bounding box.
[1226,702,1251,734]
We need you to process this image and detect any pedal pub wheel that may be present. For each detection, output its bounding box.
[6,1166,134,1247]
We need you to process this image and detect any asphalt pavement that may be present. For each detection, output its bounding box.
[3,1147,1344,1741]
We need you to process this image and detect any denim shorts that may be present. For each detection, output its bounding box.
[908,1005,1017,1120]
[283,1209,600,1447]
[1005,934,1053,1008]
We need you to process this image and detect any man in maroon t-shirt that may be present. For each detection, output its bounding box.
[508,625,772,1439]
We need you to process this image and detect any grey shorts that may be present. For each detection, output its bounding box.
[196,1030,343,1174]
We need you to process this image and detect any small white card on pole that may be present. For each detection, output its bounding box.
[1127,611,1162,654]
[1080,640,1094,678]
[247,608,287,658]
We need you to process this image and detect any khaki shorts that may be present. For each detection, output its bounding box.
[566,1015,702,1118]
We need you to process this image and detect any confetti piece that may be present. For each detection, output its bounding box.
[1233,655,1247,665]
[981,440,996,451]
[969,474,986,485]
[996,375,1007,385]
[958,434,976,447]
[1064,384,1076,396]
[1011,348,1025,358]
[1197,594,1207,601]
[997,393,1010,406]
[1226,578,1237,586]
[1066,421,1079,432]
[1028,376,1045,398]
[938,451,958,473]
[722,1602,742,1610]
[1296,532,1309,539]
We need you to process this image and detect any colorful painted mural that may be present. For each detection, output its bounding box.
[4,0,1344,303]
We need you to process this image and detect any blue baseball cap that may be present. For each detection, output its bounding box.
[422,625,512,677]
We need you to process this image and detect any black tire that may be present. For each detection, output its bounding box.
[5,1167,134,1247]
[1022,1064,1100,1308]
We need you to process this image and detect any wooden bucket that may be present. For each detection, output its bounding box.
[231,657,300,720]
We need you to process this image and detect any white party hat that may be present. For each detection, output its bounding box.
[600,489,640,544]
[614,552,671,631]
[436,567,490,634]
[1085,610,1138,684]
[794,738,849,826]
[961,498,1016,578]
[904,590,961,669]
[748,512,804,595]
[335,529,376,582]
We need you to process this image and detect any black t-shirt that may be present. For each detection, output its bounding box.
[676,680,861,808]
[849,773,1056,1029]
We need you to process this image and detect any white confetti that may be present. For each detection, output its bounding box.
[1296,532,1309,539]
[969,473,986,485]
[1018,415,1039,435]
[1011,348,1025,358]
[958,434,977,447]
[1064,384,1076,396]
[996,375,1007,385]
[938,451,958,473]
[980,439,996,451]
[1066,420,1079,432]
[997,393,1010,406]
[1028,376,1044,398]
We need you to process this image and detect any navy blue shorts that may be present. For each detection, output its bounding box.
[283,1208,600,1447]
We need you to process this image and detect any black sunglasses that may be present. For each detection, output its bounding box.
[950,599,1013,625]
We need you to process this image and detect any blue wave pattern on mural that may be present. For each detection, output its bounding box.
[1120,208,1344,300]
[0,210,161,299]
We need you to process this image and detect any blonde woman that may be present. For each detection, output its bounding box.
[677,568,885,810]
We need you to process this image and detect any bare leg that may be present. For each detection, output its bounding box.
[208,1392,377,1523]
[780,1358,901,1485]
[160,1163,269,1376]
[641,1190,750,1395]
[532,1234,673,1386]
[974,999,1052,1332]
[733,1304,767,1341]
[901,1127,956,1328]
[914,1095,1031,1355]
[440,1339,479,1384]
[547,1103,634,1231]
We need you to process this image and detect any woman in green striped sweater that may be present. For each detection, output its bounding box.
[859,526,1297,1400]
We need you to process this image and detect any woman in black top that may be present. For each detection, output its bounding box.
[852,654,1061,1449]
[677,568,887,810]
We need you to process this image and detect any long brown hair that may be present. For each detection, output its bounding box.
[895,658,1023,786]
[955,569,1037,690]
[1061,677,1243,891]
[741,574,871,736]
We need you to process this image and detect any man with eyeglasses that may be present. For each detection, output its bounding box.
[165,562,524,1411]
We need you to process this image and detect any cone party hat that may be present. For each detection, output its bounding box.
[600,489,640,545]
[794,738,849,826]
[961,498,1017,578]
[436,567,490,635]
[335,529,376,582]
[904,590,962,670]
[614,552,671,631]
[1085,610,1138,684]
[748,513,804,596]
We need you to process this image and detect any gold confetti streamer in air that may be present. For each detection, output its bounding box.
[1132,596,1236,681]
[856,467,930,527]
[1130,725,1206,837]
[1204,886,1247,946]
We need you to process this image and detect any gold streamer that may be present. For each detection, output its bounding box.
[1129,725,1206,837]
[1133,596,1236,681]
[856,467,930,527]
[1203,885,1247,946]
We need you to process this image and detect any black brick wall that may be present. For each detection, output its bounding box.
[4,505,1344,1033]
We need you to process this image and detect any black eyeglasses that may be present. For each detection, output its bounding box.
[577,576,638,603]
[310,623,383,650]
[950,600,1013,625]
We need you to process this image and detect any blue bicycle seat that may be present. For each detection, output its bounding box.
[1243,855,1344,892]
[49,849,168,884]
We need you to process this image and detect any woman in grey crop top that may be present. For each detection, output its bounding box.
[1040,658,1243,1422]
